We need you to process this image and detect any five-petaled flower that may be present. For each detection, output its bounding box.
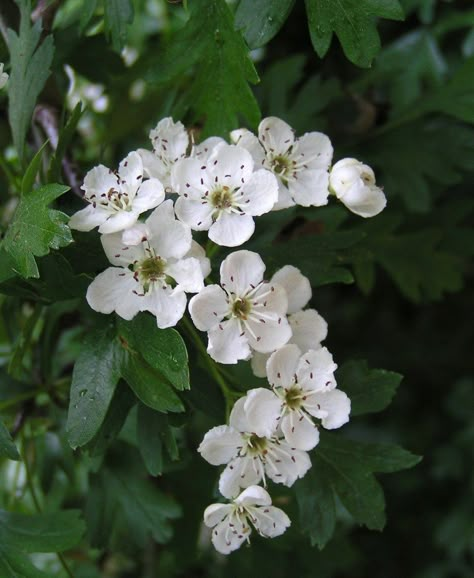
[204,485,291,555]
[189,250,292,364]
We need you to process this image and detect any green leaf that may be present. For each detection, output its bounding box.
[0,548,49,578]
[297,432,421,547]
[118,314,190,391]
[137,404,164,476]
[1,184,72,279]
[235,0,295,49]
[7,0,55,160]
[121,353,184,413]
[305,0,404,67]
[67,324,124,449]
[103,0,134,52]
[21,141,50,194]
[48,103,84,182]
[337,360,402,416]
[0,418,20,461]
[148,0,260,137]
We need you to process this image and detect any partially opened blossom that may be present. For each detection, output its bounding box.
[189,250,292,364]
[86,200,204,328]
[199,394,311,498]
[137,117,189,192]
[204,485,290,554]
[0,63,8,89]
[231,116,333,210]
[69,151,164,234]
[172,143,278,246]
[245,345,351,451]
[251,265,328,377]
[329,158,387,218]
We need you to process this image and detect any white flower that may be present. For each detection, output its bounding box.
[231,117,333,210]
[204,485,291,555]
[0,63,8,90]
[191,136,226,161]
[245,345,351,451]
[137,117,189,192]
[86,200,204,328]
[199,394,311,498]
[69,152,164,234]
[189,250,292,364]
[172,143,278,247]
[251,265,328,377]
[329,158,387,218]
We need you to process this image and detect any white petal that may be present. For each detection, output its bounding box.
[230,129,266,166]
[246,316,292,353]
[140,285,187,328]
[86,268,142,320]
[82,164,119,197]
[254,280,289,317]
[266,344,301,389]
[219,456,261,498]
[198,425,241,465]
[239,170,278,216]
[305,389,351,429]
[229,396,251,433]
[296,347,338,392]
[192,136,226,161]
[250,352,270,378]
[273,180,296,211]
[185,241,211,278]
[98,210,139,234]
[150,117,189,161]
[118,151,143,199]
[211,517,249,554]
[252,505,291,538]
[101,231,145,266]
[289,168,330,207]
[338,182,387,218]
[244,388,282,438]
[220,250,265,295]
[207,319,252,364]
[69,204,109,231]
[209,212,255,247]
[174,197,214,231]
[121,223,149,247]
[166,257,204,293]
[137,148,167,181]
[146,200,192,259]
[203,503,233,528]
[188,285,229,331]
[267,443,311,487]
[172,157,209,196]
[297,132,333,170]
[271,265,311,314]
[133,178,165,213]
[235,485,272,507]
[280,411,320,451]
[208,144,254,188]
[259,117,295,156]
[289,309,328,352]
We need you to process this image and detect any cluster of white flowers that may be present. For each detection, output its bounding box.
[69,116,386,554]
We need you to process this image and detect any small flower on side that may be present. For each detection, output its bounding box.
[245,345,351,451]
[0,63,8,90]
[86,200,205,328]
[172,143,278,247]
[69,151,164,234]
[137,117,189,192]
[199,394,311,498]
[231,117,333,210]
[251,265,328,377]
[189,250,292,364]
[204,485,291,554]
[329,158,387,218]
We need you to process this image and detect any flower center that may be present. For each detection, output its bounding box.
[284,385,303,410]
[231,297,251,320]
[210,186,234,210]
[134,255,166,291]
[271,155,292,177]
[106,187,131,212]
[246,434,268,456]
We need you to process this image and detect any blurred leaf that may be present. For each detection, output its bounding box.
[337,360,402,416]
[2,184,72,279]
[48,103,83,183]
[147,0,260,136]
[21,141,49,194]
[103,0,134,52]
[235,0,295,49]
[0,418,20,460]
[137,404,164,476]
[305,0,404,67]
[7,0,54,161]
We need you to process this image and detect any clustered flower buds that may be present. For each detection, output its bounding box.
[69,116,387,554]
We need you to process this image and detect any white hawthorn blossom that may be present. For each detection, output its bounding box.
[245,345,351,451]
[69,151,164,234]
[204,485,291,555]
[199,395,311,498]
[251,265,328,377]
[172,143,279,247]
[189,250,292,364]
[231,116,333,210]
[329,158,387,218]
[0,63,8,90]
[86,200,205,328]
[137,117,189,192]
